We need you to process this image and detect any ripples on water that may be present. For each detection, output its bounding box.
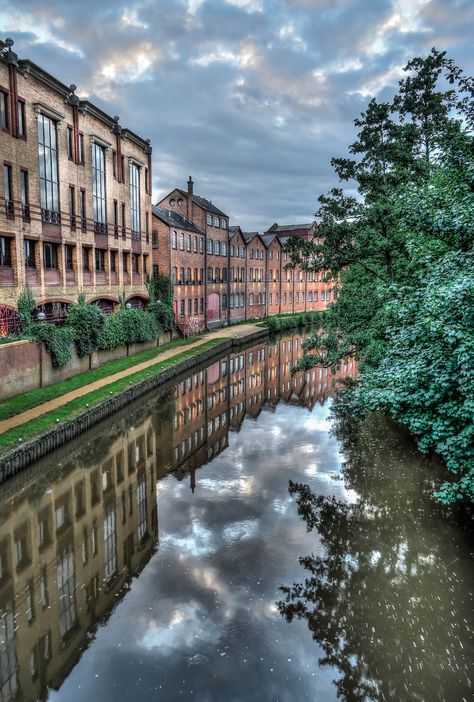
[0,334,472,702]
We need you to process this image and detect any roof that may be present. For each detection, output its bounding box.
[152,206,204,234]
[266,223,315,233]
[260,233,281,248]
[242,231,261,244]
[229,225,242,238]
[177,190,228,218]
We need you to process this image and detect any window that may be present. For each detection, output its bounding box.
[200,298,204,313]
[38,113,59,216]
[187,235,191,252]
[43,242,58,269]
[67,126,74,159]
[186,267,191,283]
[130,163,140,233]
[240,293,245,307]
[65,245,74,271]
[92,142,106,224]
[3,164,13,209]
[326,290,331,301]
[214,216,219,227]
[221,242,227,256]
[112,150,117,177]
[172,231,177,249]
[83,247,91,271]
[207,213,212,225]
[207,239,213,254]
[18,100,26,137]
[222,294,227,309]
[199,238,204,254]
[194,298,198,314]
[132,253,140,273]
[249,292,254,306]
[222,267,227,282]
[20,169,29,217]
[79,133,84,163]
[144,167,149,194]
[188,299,192,315]
[283,293,287,304]
[68,186,75,226]
[289,292,293,303]
[180,299,185,316]
[172,267,177,282]
[207,267,213,282]
[79,190,86,229]
[276,250,280,260]
[0,90,9,130]
[0,237,12,266]
[308,291,312,302]
[193,236,197,252]
[95,249,105,271]
[24,239,36,268]
[296,292,299,303]
[214,241,220,255]
[275,292,278,304]
[110,250,117,273]
[179,233,184,251]
[314,291,318,302]
[221,218,226,229]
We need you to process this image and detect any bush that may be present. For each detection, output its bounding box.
[17,289,36,332]
[29,322,73,368]
[66,301,105,356]
[148,300,174,331]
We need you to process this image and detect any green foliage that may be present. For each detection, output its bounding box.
[29,323,73,368]
[66,301,105,357]
[97,308,161,350]
[17,289,36,332]
[148,299,175,331]
[263,312,321,332]
[287,48,474,504]
[154,273,174,307]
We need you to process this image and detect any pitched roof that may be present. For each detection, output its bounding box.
[152,206,204,234]
[242,231,260,244]
[260,233,281,248]
[177,189,228,218]
[266,223,315,233]
[229,225,243,238]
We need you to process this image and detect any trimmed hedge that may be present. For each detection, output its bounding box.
[263,311,322,332]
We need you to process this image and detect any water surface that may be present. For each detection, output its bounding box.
[0,334,472,701]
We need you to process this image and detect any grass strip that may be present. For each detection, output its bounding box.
[0,336,203,422]
[0,338,226,454]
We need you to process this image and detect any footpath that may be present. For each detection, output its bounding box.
[0,323,264,436]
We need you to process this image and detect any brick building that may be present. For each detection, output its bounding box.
[243,232,267,319]
[156,177,230,330]
[0,38,152,333]
[228,226,247,324]
[152,205,206,334]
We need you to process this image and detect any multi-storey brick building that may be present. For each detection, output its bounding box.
[152,205,206,333]
[0,38,152,333]
[155,177,230,330]
[228,226,247,324]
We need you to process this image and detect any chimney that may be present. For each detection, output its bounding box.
[187,176,193,222]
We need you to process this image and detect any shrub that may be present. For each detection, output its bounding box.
[66,301,105,356]
[17,289,36,332]
[113,308,161,345]
[148,300,174,331]
[29,322,73,368]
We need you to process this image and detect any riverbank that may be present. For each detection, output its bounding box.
[0,323,268,480]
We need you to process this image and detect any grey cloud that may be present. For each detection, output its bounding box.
[1,0,472,228]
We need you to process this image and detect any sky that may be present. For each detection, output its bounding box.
[1,0,473,230]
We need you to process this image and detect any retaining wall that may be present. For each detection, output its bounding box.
[0,332,172,400]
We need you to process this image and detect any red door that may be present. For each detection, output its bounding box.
[207,293,220,322]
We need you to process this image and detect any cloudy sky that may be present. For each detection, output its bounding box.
[1,0,472,230]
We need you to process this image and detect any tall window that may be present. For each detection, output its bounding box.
[67,126,73,159]
[24,239,36,268]
[172,231,177,249]
[38,113,59,215]
[0,237,12,267]
[3,164,12,207]
[57,546,77,637]
[79,190,86,229]
[92,142,106,224]
[17,100,26,137]
[20,170,29,217]
[104,503,117,582]
[130,163,140,234]
[68,186,75,226]
[43,242,58,269]
[0,91,8,130]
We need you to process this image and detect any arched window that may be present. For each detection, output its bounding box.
[187,235,191,252]
[215,268,220,282]
[179,233,184,250]
[222,267,227,282]
[249,293,254,306]
[172,267,177,282]
[193,236,197,252]
[222,294,228,309]
[207,267,213,282]
[172,231,177,249]
[186,267,191,283]
[180,267,185,283]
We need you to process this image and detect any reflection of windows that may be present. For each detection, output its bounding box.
[104,502,117,582]
[137,478,147,541]
[57,546,76,637]
[0,601,18,700]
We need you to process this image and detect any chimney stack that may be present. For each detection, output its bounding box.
[187,176,193,222]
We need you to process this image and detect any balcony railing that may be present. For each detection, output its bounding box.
[132,230,141,241]
[94,221,108,235]
[4,200,14,217]
[114,225,119,239]
[41,209,61,224]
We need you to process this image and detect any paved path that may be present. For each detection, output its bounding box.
[0,324,265,435]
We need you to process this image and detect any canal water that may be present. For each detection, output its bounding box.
[0,333,472,701]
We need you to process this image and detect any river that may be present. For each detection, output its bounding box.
[0,332,472,701]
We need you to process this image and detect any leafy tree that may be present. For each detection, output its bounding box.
[66,295,105,357]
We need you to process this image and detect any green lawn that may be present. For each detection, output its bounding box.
[0,336,204,422]
[0,338,226,454]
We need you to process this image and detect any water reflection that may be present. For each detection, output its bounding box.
[278,411,474,701]
[2,333,470,701]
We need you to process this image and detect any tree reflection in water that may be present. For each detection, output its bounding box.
[278,410,474,701]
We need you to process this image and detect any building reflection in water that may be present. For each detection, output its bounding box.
[0,334,355,700]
